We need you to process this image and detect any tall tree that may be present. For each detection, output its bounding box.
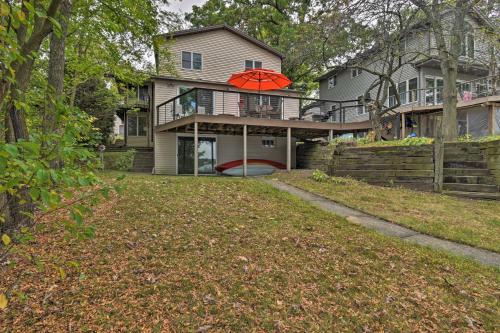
[410,0,483,141]
[316,0,425,140]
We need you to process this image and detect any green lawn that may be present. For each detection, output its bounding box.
[1,173,499,332]
[270,170,500,253]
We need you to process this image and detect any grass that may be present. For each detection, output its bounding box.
[271,170,500,253]
[1,172,499,331]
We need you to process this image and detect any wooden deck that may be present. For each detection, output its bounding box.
[154,114,372,139]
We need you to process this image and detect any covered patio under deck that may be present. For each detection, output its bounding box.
[154,114,371,176]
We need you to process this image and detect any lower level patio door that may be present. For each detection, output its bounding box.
[177,136,217,175]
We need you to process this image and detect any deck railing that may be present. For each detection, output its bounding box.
[155,87,369,127]
[388,74,500,108]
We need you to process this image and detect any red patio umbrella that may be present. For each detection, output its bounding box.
[227,68,292,91]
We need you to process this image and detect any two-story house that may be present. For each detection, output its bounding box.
[317,11,500,139]
[121,25,368,175]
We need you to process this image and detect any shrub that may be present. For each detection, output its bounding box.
[311,170,329,182]
[103,150,136,171]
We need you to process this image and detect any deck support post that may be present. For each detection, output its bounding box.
[243,124,248,177]
[401,112,406,138]
[194,121,198,177]
[287,127,291,172]
[328,129,333,142]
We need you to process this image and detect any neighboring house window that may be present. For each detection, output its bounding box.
[388,78,418,106]
[127,114,147,136]
[262,137,275,148]
[461,23,475,59]
[398,81,407,105]
[351,68,362,78]
[328,75,337,89]
[357,95,367,115]
[461,34,475,58]
[182,51,202,70]
[245,60,262,70]
[388,85,397,107]
[408,78,418,103]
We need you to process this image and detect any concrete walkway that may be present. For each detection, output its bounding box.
[261,179,500,268]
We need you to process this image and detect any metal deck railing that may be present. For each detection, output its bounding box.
[155,87,371,127]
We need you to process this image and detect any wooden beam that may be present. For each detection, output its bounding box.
[194,122,198,177]
[401,113,406,138]
[287,127,291,172]
[243,124,248,177]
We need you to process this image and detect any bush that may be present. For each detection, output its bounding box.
[103,150,136,171]
[311,170,329,182]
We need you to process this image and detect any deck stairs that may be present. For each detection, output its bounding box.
[442,143,499,200]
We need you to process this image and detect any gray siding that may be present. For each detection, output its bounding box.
[318,13,497,110]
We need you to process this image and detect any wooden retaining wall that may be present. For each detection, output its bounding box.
[296,140,500,193]
[332,145,435,191]
[296,142,334,173]
[480,141,500,184]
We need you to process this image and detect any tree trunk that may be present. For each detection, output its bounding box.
[2,0,63,234]
[45,0,72,132]
[370,105,383,141]
[440,59,459,141]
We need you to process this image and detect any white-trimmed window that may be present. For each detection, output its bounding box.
[262,136,275,148]
[245,60,262,70]
[461,23,475,59]
[351,68,362,78]
[388,77,418,107]
[182,51,202,70]
[357,95,367,115]
[328,75,337,89]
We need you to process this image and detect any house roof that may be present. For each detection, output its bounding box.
[158,24,284,59]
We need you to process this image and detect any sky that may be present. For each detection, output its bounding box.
[168,0,208,14]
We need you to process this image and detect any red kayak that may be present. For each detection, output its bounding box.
[215,159,286,176]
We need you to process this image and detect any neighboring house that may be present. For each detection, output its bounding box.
[120,24,368,175]
[317,11,500,138]
[117,84,151,147]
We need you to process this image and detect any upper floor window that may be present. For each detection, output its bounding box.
[245,60,262,70]
[460,22,474,59]
[351,68,362,78]
[328,75,337,89]
[461,34,474,58]
[182,51,202,70]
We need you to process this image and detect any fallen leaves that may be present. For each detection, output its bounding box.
[0,293,7,310]
[0,173,499,332]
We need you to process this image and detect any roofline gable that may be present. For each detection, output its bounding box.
[157,24,284,59]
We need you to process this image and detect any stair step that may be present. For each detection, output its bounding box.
[443,191,500,200]
[443,175,496,185]
[443,168,491,176]
[442,183,498,193]
[443,154,485,162]
[443,161,488,169]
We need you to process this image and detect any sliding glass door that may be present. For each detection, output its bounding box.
[177,136,217,175]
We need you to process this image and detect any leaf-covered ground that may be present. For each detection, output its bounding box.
[1,173,499,332]
[270,170,500,253]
